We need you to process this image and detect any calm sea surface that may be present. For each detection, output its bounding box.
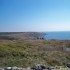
[45,31,70,40]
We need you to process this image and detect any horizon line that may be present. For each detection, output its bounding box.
[0,31,70,33]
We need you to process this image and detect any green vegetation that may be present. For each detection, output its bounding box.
[0,40,70,67]
[0,32,70,67]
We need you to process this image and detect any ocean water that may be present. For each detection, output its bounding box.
[45,31,70,40]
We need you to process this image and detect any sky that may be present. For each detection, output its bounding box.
[0,0,70,32]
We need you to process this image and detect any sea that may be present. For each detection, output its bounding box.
[44,31,70,40]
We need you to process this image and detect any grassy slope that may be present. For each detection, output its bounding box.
[0,40,70,67]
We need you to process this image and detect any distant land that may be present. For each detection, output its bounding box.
[0,31,70,40]
[0,32,45,40]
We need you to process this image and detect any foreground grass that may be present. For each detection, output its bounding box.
[0,40,70,67]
